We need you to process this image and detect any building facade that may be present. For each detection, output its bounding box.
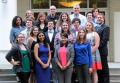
[0,0,120,69]
[16,0,120,62]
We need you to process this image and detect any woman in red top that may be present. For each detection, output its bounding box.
[54,33,74,83]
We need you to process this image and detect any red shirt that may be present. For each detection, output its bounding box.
[59,46,67,66]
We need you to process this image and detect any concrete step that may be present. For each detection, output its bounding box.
[109,63,120,83]
[110,73,120,81]
[0,69,17,82]
[110,80,120,83]
[0,81,17,83]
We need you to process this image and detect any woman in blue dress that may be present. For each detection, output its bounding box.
[34,31,51,83]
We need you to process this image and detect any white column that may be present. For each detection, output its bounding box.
[0,0,17,69]
[114,12,120,62]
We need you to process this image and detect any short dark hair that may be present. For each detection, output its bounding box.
[60,33,68,47]
[72,18,81,24]
[86,11,92,17]
[47,20,55,25]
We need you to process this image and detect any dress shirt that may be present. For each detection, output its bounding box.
[48,29,54,42]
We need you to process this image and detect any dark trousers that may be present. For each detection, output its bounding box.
[17,72,30,83]
[51,58,58,83]
[97,55,110,83]
[76,64,91,83]
[71,67,78,83]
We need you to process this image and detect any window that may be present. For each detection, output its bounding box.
[51,0,87,8]
[89,0,107,8]
[31,0,49,9]
[31,0,88,9]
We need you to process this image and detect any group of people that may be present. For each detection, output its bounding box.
[6,4,110,83]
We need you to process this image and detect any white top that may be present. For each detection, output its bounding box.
[20,27,31,44]
[48,29,54,42]
[70,14,87,27]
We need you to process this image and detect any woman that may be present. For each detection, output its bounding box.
[34,31,51,83]
[27,26,39,83]
[86,21,102,83]
[35,12,48,32]
[6,33,32,83]
[28,26,39,51]
[10,16,25,46]
[54,33,74,83]
[74,29,92,83]
[56,12,71,32]
[54,22,74,47]
[92,8,100,23]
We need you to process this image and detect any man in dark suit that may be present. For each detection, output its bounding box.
[45,20,57,83]
[47,5,59,25]
[95,13,110,83]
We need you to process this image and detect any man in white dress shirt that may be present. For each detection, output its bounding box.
[21,19,33,44]
[70,4,87,28]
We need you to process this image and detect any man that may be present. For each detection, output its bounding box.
[47,5,59,24]
[45,20,57,83]
[45,20,56,56]
[21,18,33,44]
[70,18,81,41]
[95,13,110,83]
[70,4,87,28]
[86,12,97,27]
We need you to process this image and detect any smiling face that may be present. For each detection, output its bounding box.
[47,21,54,30]
[86,12,93,22]
[26,20,33,28]
[33,28,39,36]
[61,22,69,32]
[26,10,33,17]
[38,32,45,43]
[78,29,86,39]
[39,15,46,22]
[61,35,68,44]
[17,33,25,44]
[93,9,99,17]
[16,17,21,26]
[86,22,94,32]
[73,5,80,14]
[61,14,68,22]
[73,20,80,28]
[96,14,104,24]
[49,6,56,15]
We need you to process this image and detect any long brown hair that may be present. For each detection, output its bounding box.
[76,28,87,43]
[56,12,71,28]
[30,26,39,37]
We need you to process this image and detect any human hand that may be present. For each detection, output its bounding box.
[42,63,49,69]
[12,61,20,66]
[89,68,93,74]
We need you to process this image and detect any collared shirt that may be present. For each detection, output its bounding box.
[70,14,87,27]
[48,29,54,42]
[20,27,31,44]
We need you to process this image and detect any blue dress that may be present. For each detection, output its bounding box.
[35,44,50,83]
